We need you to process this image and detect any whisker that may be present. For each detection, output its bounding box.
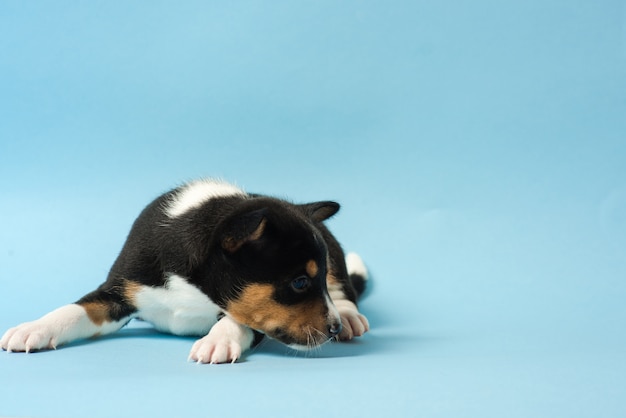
[305,327,314,358]
[309,327,328,356]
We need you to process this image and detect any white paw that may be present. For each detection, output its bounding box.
[189,334,244,364]
[334,300,370,341]
[188,316,253,364]
[1,322,59,353]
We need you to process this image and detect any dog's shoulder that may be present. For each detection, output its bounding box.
[108,179,247,281]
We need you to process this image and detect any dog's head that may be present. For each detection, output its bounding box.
[211,198,342,350]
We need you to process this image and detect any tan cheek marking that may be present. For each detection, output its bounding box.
[282,299,327,337]
[226,284,328,342]
[226,284,284,330]
[80,302,111,326]
[306,260,319,277]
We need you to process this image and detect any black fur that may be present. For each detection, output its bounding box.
[77,186,360,326]
[1,180,370,359]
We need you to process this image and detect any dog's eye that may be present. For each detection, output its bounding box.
[291,276,311,292]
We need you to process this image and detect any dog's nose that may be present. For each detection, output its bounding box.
[329,322,342,337]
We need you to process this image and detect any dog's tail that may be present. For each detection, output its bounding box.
[345,252,369,300]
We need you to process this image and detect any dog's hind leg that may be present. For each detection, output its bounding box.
[1,285,137,353]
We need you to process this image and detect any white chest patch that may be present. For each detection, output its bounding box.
[133,274,221,336]
[165,179,246,218]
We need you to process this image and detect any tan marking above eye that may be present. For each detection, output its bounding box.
[306,259,319,277]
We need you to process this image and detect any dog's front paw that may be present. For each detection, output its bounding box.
[1,322,58,353]
[189,334,244,364]
[188,316,254,364]
[334,300,370,341]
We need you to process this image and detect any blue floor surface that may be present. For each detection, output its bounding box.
[1,1,625,417]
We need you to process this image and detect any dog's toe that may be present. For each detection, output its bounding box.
[210,341,241,364]
[1,323,57,353]
[189,316,254,364]
[189,334,242,364]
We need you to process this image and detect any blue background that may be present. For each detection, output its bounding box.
[1,1,625,417]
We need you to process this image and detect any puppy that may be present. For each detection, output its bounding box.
[1,179,369,363]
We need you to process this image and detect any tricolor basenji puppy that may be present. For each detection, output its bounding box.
[1,179,369,363]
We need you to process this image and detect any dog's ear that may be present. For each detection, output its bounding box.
[221,208,267,253]
[299,201,340,222]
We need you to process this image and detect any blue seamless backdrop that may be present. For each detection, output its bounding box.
[1,1,625,417]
